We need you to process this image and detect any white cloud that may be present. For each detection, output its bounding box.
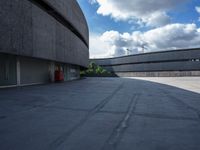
[145,12,170,27]
[196,6,200,13]
[100,31,140,57]
[196,6,200,21]
[92,0,187,27]
[89,33,111,58]
[90,23,200,58]
[88,0,97,5]
[143,23,200,50]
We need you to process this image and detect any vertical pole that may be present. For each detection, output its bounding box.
[16,57,21,86]
[49,61,55,82]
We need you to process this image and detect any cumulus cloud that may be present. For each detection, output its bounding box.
[90,23,200,58]
[89,33,111,58]
[92,0,187,27]
[100,31,142,56]
[143,23,200,50]
[196,6,200,21]
[196,6,200,13]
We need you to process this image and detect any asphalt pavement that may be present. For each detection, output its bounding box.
[0,77,200,150]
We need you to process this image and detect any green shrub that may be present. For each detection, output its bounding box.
[81,62,115,77]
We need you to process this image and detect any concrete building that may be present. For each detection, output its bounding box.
[0,0,89,87]
[92,48,200,77]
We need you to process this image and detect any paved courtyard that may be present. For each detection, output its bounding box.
[0,77,200,150]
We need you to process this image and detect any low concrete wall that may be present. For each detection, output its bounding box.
[116,71,200,77]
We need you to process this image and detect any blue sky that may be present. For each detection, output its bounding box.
[77,0,200,58]
[77,0,138,33]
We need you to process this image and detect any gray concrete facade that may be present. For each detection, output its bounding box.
[0,54,17,86]
[0,0,89,86]
[92,48,200,76]
[44,0,89,45]
[0,53,81,86]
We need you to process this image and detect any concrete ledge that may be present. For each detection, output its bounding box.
[0,82,47,89]
[115,71,200,77]
[0,85,17,89]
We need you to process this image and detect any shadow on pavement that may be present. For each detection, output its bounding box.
[0,77,200,150]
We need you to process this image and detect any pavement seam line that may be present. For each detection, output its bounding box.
[48,82,124,149]
[42,106,89,112]
[101,94,140,150]
[134,113,199,121]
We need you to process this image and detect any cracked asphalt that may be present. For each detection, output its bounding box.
[0,77,200,150]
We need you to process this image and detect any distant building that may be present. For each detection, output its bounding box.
[0,0,89,87]
[91,48,200,77]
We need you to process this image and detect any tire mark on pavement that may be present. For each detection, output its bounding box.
[160,89,200,120]
[101,94,140,150]
[48,83,124,150]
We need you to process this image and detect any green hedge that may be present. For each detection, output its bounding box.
[81,62,117,77]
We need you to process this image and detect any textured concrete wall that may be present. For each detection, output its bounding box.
[0,0,89,68]
[92,48,200,66]
[103,61,200,72]
[44,0,89,44]
[91,49,200,74]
